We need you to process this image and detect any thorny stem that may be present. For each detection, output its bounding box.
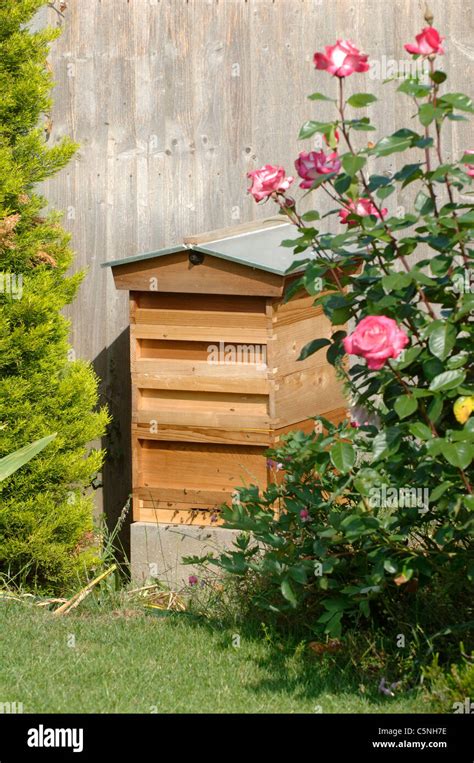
[428,58,470,267]
[423,59,440,216]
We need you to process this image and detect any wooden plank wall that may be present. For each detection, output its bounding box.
[38,0,473,534]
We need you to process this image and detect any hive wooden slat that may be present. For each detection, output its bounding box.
[109,226,349,526]
[133,292,268,330]
[133,424,271,446]
[135,486,235,505]
[132,322,270,344]
[271,408,349,443]
[133,409,271,431]
[132,372,270,395]
[132,358,268,380]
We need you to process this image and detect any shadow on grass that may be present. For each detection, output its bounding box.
[144,608,405,708]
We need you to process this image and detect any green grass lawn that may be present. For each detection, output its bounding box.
[0,601,439,714]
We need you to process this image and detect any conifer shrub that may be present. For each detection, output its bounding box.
[0,0,109,590]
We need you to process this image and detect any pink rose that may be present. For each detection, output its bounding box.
[314,40,370,78]
[338,198,388,226]
[404,27,445,56]
[343,316,409,370]
[294,150,341,188]
[247,164,294,202]
[464,150,474,179]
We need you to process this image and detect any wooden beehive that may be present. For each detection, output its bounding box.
[104,220,348,525]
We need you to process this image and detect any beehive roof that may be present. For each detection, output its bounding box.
[102,220,314,276]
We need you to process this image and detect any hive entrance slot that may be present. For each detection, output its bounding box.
[137,338,267,367]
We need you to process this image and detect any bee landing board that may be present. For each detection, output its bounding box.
[104,220,348,526]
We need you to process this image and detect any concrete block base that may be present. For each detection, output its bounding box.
[130,521,239,589]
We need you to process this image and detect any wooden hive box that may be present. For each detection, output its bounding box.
[104,219,348,525]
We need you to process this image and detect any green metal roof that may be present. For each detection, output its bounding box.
[101,222,315,276]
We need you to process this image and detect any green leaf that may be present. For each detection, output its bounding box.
[409,422,433,440]
[430,70,447,84]
[423,357,445,381]
[429,370,466,392]
[307,173,337,190]
[367,175,391,191]
[301,210,320,221]
[308,92,334,102]
[447,353,468,370]
[430,254,452,276]
[330,441,355,474]
[289,565,308,584]
[0,434,57,482]
[426,438,444,456]
[372,135,412,157]
[298,338,331,361]
[327,341,345,365]
[412,269,436,286]
[442,442,473,470]
[429,482,452,502]
[281,238,303,247]
[384,559,397,574]
[428,321,456,361]
[393,163,424,188]
[373,427,401,460]
[390,346,422,370]
[415,191,435,215]
[427,396,443,423]
[394,395,417,420]
[411,389,432,399]
[381,272,413,291]
[346,118,376,131]
[439,93,474,113]
[334,173,352,194]
[342,154,366,176]
[298,120,334,140]
[376,185,395,200]
[397,79,431,98]
[281,577,298,608]
[419,103,442,126]
[347,93,377,108]
[446,113,469,122]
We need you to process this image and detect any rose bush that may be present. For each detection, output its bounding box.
[188,19,473,662]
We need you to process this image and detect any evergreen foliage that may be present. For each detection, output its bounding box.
[0,0,109,590]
